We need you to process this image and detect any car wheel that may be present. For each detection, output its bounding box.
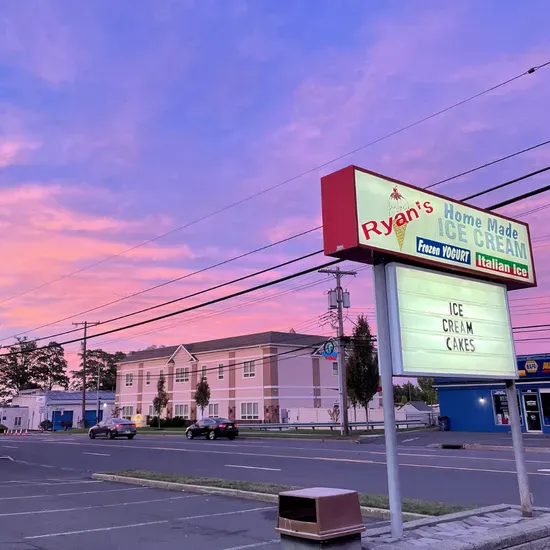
[228,434,236,441]
[108,430,115,440]
[208,430,217,440]
[186,431,194,440]
[127,435,134,440]
[89,431,95,439]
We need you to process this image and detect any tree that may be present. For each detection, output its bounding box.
[194,377,211,419]
[35,342,69,390]
[153,373,169,429]
[0,337,41,397]
[346,315,379,428]
[417,377,438,405]
[71,349,126,391]
[393,382,422,404]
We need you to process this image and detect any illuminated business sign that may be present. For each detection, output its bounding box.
[320,166,536,289]
[517,356,550,378]
[386,263,517,379]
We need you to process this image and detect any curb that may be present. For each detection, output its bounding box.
[91,473,427,522]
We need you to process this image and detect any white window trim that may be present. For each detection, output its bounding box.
[332,362,338,376]
[218,364,224,380]
[243,361,256,379]
[208,403,219,418]
[125,373,134,387]
[175,367,190,383]
[145,371,151,385]
[240,402,259,420]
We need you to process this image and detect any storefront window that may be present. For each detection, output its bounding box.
[492,390,524,426]
[540,392,550,425]
[492,390,509,425]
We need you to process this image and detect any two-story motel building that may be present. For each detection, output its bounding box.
[116,331,342,423]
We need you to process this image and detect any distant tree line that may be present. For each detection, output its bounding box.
[0,336,126,402]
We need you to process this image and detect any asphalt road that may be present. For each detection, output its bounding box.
[2,432,550,508]
[0,460,281,549]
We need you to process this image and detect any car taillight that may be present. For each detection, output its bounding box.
[234,424,238,428]
[219,424,226,428]
[130,424,136,428]
[116,424,123,428]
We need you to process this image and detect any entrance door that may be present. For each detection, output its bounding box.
[522,393,542,432]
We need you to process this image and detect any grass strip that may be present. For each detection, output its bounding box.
[103,469,470,517]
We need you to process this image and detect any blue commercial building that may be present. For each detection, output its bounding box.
[436,355,550,434]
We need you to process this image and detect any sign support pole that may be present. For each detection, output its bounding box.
[373,263,403,539]
[505,380,533,517]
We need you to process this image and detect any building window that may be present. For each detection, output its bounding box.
[243,361,255,378]
[332,362,338,376]
[14,417,21,427]
[160,369,164,377]
[175,367,189,383]
[492,390,509,425]
[201,366,207,380]
[122,406,134,417]
[240,402,259,420]
[148,405,155,417]
[125,373,134,387]
[218,364,224,380]
[208,403,219,418]
[175,404,189,418]
[541,392,550,425]
[145,372,151,385]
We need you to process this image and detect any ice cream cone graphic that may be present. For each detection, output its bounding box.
[389,187,409,250]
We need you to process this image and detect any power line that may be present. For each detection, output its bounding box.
[0,226,322,343]
[1,173,547,358]
[1,61,547,307]
[461,166,550,202]
[7,250,325,346]
[424,140,550,191]
[4,145,545,346]
[0,258,343,357]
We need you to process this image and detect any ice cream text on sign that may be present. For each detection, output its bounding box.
[443,301,475,353]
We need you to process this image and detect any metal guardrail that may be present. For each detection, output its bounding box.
[237,419,427,432]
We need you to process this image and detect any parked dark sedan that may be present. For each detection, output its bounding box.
[89,418,137,440]
[186,418,238,440]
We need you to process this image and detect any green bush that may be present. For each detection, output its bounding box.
[0,424,7,433]
[40,419,53,431]
[147,416,191,428]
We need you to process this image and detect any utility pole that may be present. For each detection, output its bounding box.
[73,321,100,428]
[319,266,356,436]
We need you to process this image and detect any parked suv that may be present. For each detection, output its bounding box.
[89,418,137,440]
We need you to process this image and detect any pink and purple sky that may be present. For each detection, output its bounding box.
[0,1,549,368]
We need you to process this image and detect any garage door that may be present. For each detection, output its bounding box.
[52,410,74,431]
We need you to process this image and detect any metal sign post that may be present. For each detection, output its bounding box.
[373,263,403,539]
[506,380,533,517]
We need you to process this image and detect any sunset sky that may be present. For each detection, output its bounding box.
[0,1,549,369]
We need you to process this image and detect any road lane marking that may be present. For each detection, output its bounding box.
[538,469,550,472]
[222,540,279,550]
[26,505,275,539]
[57,487,145,496]
[26,520,169,539]
[11,438,550,474]
[2,445,18,449]
[0,487,144,501]
[402,437,419,443]
[175,506,276,521]
[83,452,111,457]
[225,465,281,471]
[1,494,198,518]
[0,480,103,487]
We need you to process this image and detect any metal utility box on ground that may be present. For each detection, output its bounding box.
[276,487,365,547]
